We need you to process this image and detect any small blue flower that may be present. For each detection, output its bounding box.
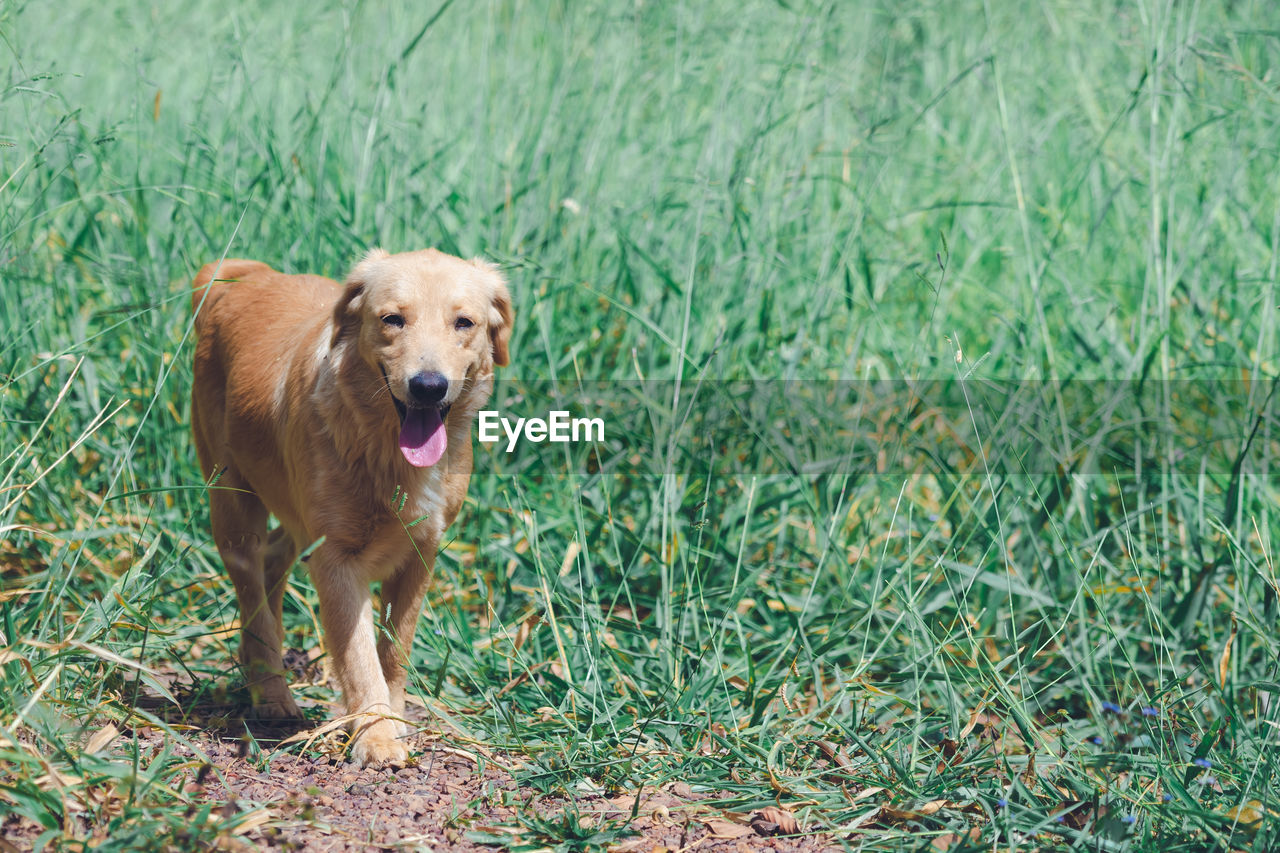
[1141,706,1159,717]
[1122,815,1136,825]
[996,798,1008,808]
[1162,793,1172,802]
[1193,758,1212,769]
[1091,736,1103,745]
[1102,701,1123,713]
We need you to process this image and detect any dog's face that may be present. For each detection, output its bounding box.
[333,248,512,467]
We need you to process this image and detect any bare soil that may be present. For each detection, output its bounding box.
[167,727,837,852]
[3,673,840,852]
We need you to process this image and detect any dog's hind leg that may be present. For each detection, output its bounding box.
[262,526,298,656]
[210,472,302,719]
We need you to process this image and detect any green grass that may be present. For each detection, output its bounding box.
[3,0,1280,849]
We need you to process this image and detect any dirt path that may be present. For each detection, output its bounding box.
[168,727,835,852]
[3,720,836,851]
[7,673,838,853]
[2,662,840,851]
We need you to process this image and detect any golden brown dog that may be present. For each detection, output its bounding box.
[190,248,512,767]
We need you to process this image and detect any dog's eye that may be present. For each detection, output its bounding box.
[382,314,405,328]
[454,316,474,331]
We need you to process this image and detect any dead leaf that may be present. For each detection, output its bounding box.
[879,799,953,823]
[608,841,658,853]
[84,722,120,755]
[702,818,753,839]
[33,770,82,790]
[558,539,581,577]
[670,781,695,799]
[879,805,917,823]
[1020,752,1038,788]
[816,739,853,768]
[229,808,273,835]
[959,706,997,738]
[916,799,947,816]
[932,827,983,850]
[1225,799,1267,827]
[514,611,542,651]
[751,805,800,835]
[1218,615,1237,689]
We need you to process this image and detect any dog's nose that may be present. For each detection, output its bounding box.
[407,371,449,405]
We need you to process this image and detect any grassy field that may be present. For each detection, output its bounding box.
[3,0,1280,849]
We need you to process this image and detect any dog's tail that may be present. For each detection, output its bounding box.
[191,259,270,319]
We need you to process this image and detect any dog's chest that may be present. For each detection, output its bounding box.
[394,466,449,540]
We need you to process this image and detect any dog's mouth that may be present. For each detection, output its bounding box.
[382,367,451,468]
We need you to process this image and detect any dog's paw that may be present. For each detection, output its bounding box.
[349,721,408,768]
[251,697,304,720]
[245,678,303,719]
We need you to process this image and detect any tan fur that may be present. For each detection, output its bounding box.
[190,249,512,767]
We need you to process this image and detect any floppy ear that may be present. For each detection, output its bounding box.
[331,248,389,346]
[486,271,513,367]
[330,281,365,347]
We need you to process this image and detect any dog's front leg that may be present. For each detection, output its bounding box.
[377,554,432,726]
[311,550,406,767]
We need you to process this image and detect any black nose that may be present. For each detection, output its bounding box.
[407,371,449,405]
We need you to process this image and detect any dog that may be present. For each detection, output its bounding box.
[190,248,512,767]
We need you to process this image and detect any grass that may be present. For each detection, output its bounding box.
[3,0,1280,849]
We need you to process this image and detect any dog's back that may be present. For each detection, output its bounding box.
[191,259,341,375]
[191,259,272,317]
[190,260,341,491]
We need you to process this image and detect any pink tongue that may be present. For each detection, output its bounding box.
[399,406,447,467]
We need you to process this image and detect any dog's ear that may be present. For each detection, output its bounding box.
[331,248,389,346]
[330,281,364,346]
[476,261,513,367]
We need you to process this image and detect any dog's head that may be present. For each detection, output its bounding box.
[332,248,513,467]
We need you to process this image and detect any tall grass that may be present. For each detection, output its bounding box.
[3,0,1279,848]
